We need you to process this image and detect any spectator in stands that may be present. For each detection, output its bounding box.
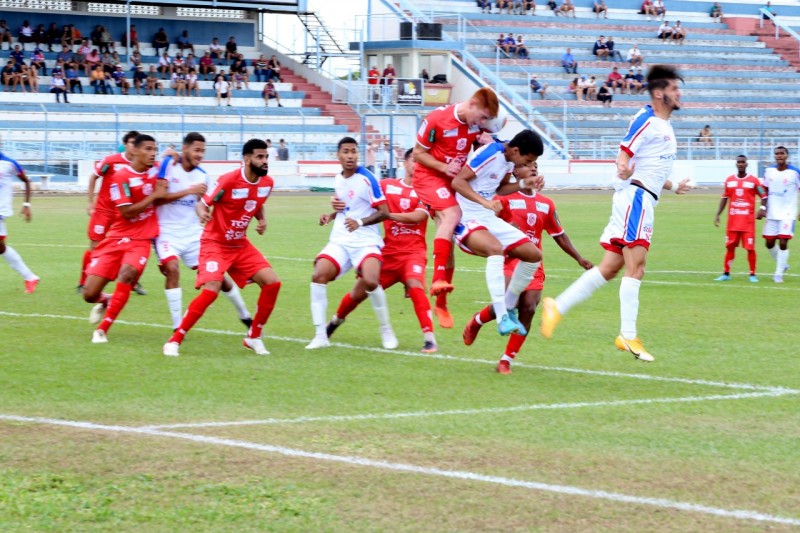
[278,139,289,161]
[502,34,516,57]
[575,76,588,101]
[265,139,278,160]
[594,0,608,18]
[479,0,491,13]
[516,36,529,59]
[153,28,169,56]
[199,51,216,80]
[368,64,380,101]
[33,24,47,49]
[762,1,775,21]
[186,68,199,96]
[2,60,21,92]
[511,0,524,14]
[548,0,558,13]
[75,41,91,71]
[606,36,623,62]
[57,45,73,64]
[583,75,597,100]
[110,51,123,70]
[71,24,83,45]
[529,74,547,99]
[710,2,723,22]
[51,59,64,76]
[214,73,232,106]
[268,55,282,82]
[50,71,68,102]
[129,49,143,72]
[496,0,510,14]
[653,0,666,21]
[593,36,609,61]
[157,51,172,79]
[177,30,194,54]
[101,52,115,74]
[224,36,238,64]
[567,77,578,98]
[60,25,73,48]
[633,67,647,90]
[23,63,39,93]
[232,59,249,90]
[640,0,655,20]
[85,49,102,76]
[184,53,197,71]
[209,37,223,64]
[91,25,103,48]
[262,79,283,107]
[170,67,187,96]
[11,45,25,66]
[627,43,644,66]
[0,21,12,51]
[46,23,60,52]
[697,125,714,145]
[18,20,34,45]
[607,66,624,93]
[624,68,642,94]
[420,68,430,81]
[112,65,130,95]
[561,48,578,74]
[122,24,139,51]
[132,65,146,94]
[496,33,506,55]
[100,27,114,54]
[253,54,269,82]
[173,53,185,72]
[523,0,536,14]
[146,65,163,95]
[657,20,672,39]
[66,62,83,93]
[30,48,46,75]
[559,0,577,17]
[671,21,686,44]
[597,81,612,106]
[381,63,396,87]
[16,64,30,92]
[90,64,110,94]
[365,142,377,173]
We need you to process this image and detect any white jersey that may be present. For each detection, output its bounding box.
[763,165,800,220]
[329,166,386,248]
[619,105,677,195]
[457,141,513,218]
[0,153,24,217]
[156,156,210,239]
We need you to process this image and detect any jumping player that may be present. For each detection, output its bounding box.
[83,134,166,343]
[0,149,39,292]
[306,137,396,350]
[757,146,800,283]
[163,138,281,357]
[155,132,252,329]
[413,88,498,327]
[326,148,437,353]
[713,155,763,282]
[540,65,691,362]
[462,162,593,374]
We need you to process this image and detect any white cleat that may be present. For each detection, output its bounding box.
[89,303,106,324]
[380,327,399,350]
[91,330,108,344]
[305,335,331,350]
[243,337,269,355]
[163,342,180,357]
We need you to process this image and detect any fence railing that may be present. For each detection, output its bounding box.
[759,8,800,58]
[568,135,799,160]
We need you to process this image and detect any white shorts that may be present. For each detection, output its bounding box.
[316,242,382,279]
[155,233,201,268]
[600,184,658,253]
[0,217,6,238]
[454,212,529,255]
[762,219,795,239]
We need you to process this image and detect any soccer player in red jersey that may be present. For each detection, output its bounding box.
[82,134,166,343]
[79,130,147,296]
[326,148,438,353]
[163,139,281,357]
[413,88,498,328]
[713,155,764,282]
[462,163,593,374]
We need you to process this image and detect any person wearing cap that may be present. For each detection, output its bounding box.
[112,64,130,95]
[65,61,83,93]
[30,48,46,75]
[529,75,548,99]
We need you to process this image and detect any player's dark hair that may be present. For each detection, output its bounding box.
[775,145,789,155]
[646,64,683,94]
[404,148,413,161]
[242,138,267,156]
[183,132,205,145]
[133,134,155,147]
[508,130,544,157]
[737,154,747,160]
[122,130,140,144]
[337,136,358,151]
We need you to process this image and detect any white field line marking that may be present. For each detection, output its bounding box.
[1,414,799,527]
[141,390,793,430]
[1,311,796,395]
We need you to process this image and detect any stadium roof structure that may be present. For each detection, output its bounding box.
[70,0,309,13]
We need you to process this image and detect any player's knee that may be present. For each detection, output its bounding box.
[363,279,379,292]
[311,272,330,284]
[118,267,138,285]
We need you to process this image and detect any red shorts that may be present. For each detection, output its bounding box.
[413,173,458,212]
[726,230,755,251]
[380,251,428,289]
[504,257,546,291]
[196,239,271,289]
[87,208,117,242]
[86,237,152,281]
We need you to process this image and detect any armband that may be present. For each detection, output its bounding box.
[22,202,31,207]
[357,218,365,227]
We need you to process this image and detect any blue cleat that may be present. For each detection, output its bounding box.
[714,274,730,282]
[497,314,520,336]
[507,308,528,336]
[749,275,759,283]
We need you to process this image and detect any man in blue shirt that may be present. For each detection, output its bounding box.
[561,48,578,74]
[65,62,83,93]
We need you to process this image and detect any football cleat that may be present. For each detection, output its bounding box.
[91,329,108,344]
[326,315,344,338]
[434,306,454,328]
[773,274,784,283]
[243,337,269,355]
[305,336,331,350]
[615,335,655,362]
[163,341,180,357]
[714,274,730,282]
[497,314,520,336]
[24,278,39,294]
[496,360,512,374]
[540,297,562,339]
[507,308,527,336]
[380,326,399,350]
[749,275,759,283]
[429,279,454,296]
[421,340,438,353]
[133,283,147,295]
[89,302,107,324]
[240,317,253,329]
[462,315,483,346]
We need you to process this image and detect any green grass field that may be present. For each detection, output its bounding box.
[1,191,798,532]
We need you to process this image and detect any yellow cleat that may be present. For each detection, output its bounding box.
[540,297,562,339]
[615,335,655,362]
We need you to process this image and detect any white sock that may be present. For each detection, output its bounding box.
[367,285,392,328]
[619,277,641,340]
[424,331,436,343]
[164,287,183,329]
[505,260,539,309]
[554,266,607,315]
[769,246,778,262]
[776,249,789,275]
[2,245,36,281]
[222,282,250,320]
[310,282,328,338]
[486,255,508,319]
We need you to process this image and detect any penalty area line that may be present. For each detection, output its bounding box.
[0,413,798,527]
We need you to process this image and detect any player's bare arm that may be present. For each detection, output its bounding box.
[757,190,768,220]
[496,170,540,197]
[118,180,167,219]
[17,169,31,222]
[255,206,266,235]
[413,143,456,178]
[160,182,207,203]
[344,203,389,232]
[616,150,635,180]
[319,212,337,225]
[330,196,345,212]
[196,200,212,224]
[664,178,692,194]
[452,165,503,215]
[714,197,728,227]
[87,173,100,214]
[388,209,428,224]
[553,232,593,270]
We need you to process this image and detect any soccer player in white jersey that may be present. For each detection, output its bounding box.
[0,150,39,292]
[450,130,544,337]
[540,65,691,362]
[306,136,396,350]
[756,146,800,283]
[156,132,252,329]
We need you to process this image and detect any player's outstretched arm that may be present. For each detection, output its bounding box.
[665,178,692,195]
[16,169,31,222]
[344,203,389,232]
[553,232,593,270]
[388,209,427,224]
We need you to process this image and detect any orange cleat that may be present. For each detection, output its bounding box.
[429,279,454,296]
[24,278,39,294]
[462,315,483,346]
[496,360,512,374]
[435,306,454,328]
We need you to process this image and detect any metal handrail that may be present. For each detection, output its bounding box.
[759,7,800,58]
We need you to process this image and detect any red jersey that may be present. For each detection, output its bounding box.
[380,178,428,254]
[107,165,160,240]
[721,174,763,232]
[94,152,132,215]
[496,190,563,248]
[414,104,483,182]
[201,167,273,246]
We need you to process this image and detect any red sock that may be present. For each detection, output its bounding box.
[477,305,494,324]
[79,249,91,286]
[724,246,735,274]
[170,289,219,343]
[335,291,361,321]
[432,239,453,284]
[434,265,455,308]
[748,249,757,275]
[97,282,133,333]
[248,282,281,339]
[504,333,527,359]
[408,286,433,333]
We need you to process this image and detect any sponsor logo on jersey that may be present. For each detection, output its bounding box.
[244,200,257,212]
[468,124,481,134]
[509,199,527,210]
[456,138,467,151]
[535,201,550,214]
[386,185,403,195]
[232,188,249,199]
[743,181,755,188]
[726,182,737,188]
[399,198,411,210]
[527,213,537,227]
[206,261,219,273]
[443,128,458,138]
[129,177,143,187]
[110,184,121,201]
[257,186,271,197]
